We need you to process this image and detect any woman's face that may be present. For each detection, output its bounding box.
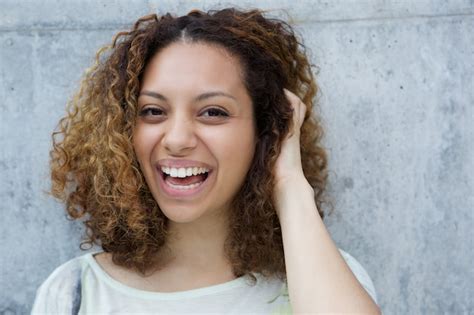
[133,42,256,223]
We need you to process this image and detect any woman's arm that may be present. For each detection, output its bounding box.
[273,89,381,314]
[276,179,381,314]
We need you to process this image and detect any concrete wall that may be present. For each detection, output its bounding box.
[1,1,472,314]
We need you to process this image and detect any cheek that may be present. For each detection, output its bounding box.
[132,125,158,164]
[201,124,256,166]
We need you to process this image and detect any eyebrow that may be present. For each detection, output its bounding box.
[139,90,237,102]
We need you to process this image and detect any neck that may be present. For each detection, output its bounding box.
[160,209,233,274]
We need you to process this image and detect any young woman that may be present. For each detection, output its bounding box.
[32,8,381,314]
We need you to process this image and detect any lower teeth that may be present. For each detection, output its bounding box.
[166,180,204,190]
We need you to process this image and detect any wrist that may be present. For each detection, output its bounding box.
[274,176,313,197]
[273,178,314,215]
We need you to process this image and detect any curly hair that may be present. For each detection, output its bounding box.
[50,7,331,283]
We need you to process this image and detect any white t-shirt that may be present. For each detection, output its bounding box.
[31,249,378,314]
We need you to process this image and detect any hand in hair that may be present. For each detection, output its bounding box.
[272,88,312,217]
[273,89,381,314]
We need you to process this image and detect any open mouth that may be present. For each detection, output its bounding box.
[160,169,210,184]
[158,167,213,195]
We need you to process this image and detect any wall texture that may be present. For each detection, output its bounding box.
[1,1,472,314]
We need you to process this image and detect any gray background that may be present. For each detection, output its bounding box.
[1,0,473,314]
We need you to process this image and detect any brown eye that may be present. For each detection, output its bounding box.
[139,107,164,116]
[201,108,229,118]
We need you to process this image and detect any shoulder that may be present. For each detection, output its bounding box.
[31,252,93,315]
[338,248,378,305]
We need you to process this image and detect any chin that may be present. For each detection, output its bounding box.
[159,205,207,224]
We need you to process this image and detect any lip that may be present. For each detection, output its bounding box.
[157,166,214,199]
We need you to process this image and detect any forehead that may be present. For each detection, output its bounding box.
[141,42,246,93]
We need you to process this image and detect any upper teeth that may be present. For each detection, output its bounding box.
[161,166,210,178]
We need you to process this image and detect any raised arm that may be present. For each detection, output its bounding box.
[273,89,381,314]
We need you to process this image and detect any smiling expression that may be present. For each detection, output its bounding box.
[133,42,257,223]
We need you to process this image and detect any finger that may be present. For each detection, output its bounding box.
[284,89,306,130]
[283,88,299,104]
[283,89,306,114]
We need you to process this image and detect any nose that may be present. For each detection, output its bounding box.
[161,114,198,155]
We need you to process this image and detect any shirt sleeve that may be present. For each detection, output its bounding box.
[31,257,82,315]
[338,248,379,305]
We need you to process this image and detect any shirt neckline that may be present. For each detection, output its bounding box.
[85,251,252,300]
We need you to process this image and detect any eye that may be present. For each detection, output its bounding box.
[139,106,164,117]
[201,107,229,118]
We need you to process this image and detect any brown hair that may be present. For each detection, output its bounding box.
[50,7,331,283]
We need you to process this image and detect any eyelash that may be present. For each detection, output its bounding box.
[139,107,229,118]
